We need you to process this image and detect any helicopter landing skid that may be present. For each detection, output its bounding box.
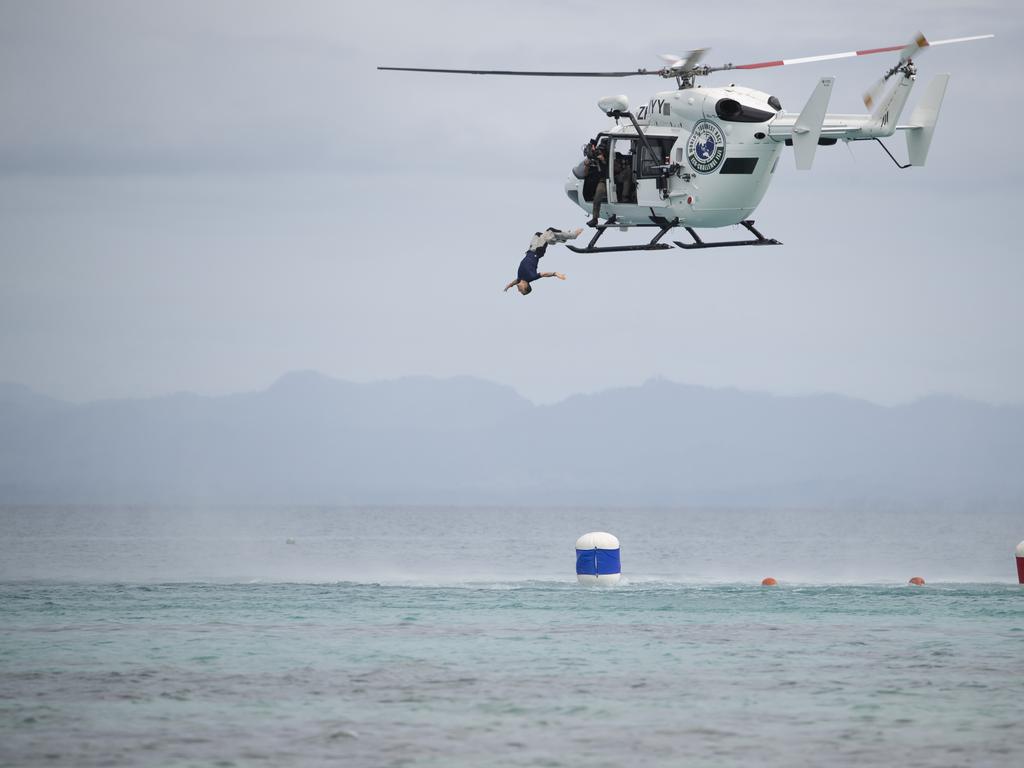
[566,215,677,254]
[673,220,782,250]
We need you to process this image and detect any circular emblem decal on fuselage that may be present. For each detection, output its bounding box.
[687,119,726,174]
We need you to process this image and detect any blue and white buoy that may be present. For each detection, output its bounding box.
[575,531,621,585]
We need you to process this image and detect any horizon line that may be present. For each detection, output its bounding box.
[2,370,1020,411]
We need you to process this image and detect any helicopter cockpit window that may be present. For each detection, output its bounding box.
[715,98,775,123]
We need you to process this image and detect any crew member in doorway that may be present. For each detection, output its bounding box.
[614,152,635,204]
[584,139,608,227]
[503,227,582,296]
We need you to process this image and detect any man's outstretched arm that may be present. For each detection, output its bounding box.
[539,272,567,280]
[503,279,519,292]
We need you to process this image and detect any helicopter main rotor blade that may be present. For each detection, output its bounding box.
[710,33,993,72]
[377,66,659,77]
[380,35,992,82]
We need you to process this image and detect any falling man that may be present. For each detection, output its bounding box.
[503,227,582,296]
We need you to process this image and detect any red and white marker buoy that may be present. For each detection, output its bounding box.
[1016,540,1024,584]
[761,577,777,586]
[909,576,925,586]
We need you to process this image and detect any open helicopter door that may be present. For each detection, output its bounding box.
[607,137,637,205]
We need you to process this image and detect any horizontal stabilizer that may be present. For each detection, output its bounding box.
[905,74,949,166]
[793,77,834,169]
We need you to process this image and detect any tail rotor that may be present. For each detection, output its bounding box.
[862,32,929,109]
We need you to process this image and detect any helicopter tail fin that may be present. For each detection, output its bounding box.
[904,74,949,166]
[792,77,834,170]
[861,73,915,138]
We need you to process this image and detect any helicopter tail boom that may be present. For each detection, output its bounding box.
[768,69,920,148]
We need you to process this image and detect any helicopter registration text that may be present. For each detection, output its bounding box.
[636,98,671,121]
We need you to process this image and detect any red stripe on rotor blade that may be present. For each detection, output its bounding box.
[856,45,904,56]
[735,60,785,69]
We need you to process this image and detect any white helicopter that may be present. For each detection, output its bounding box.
[380,33,992,252]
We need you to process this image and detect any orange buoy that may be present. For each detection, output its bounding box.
[909,576,925,586]
[761,577,778,586]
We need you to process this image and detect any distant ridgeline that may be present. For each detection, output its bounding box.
[1,373,1022,505]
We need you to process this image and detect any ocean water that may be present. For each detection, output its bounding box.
[2,506,1023,767]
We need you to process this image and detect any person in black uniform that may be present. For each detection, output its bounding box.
[584,139,609,226]
[503,227,582,296]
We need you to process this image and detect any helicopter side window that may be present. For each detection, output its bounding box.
[638,138,675,178]
[715,98,775,123]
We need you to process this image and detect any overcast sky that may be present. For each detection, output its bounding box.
[0,0,1020,405]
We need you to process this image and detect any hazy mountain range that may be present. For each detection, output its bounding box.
[1,372,1022,505]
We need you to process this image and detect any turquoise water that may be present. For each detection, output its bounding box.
[2,507,1023,766]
